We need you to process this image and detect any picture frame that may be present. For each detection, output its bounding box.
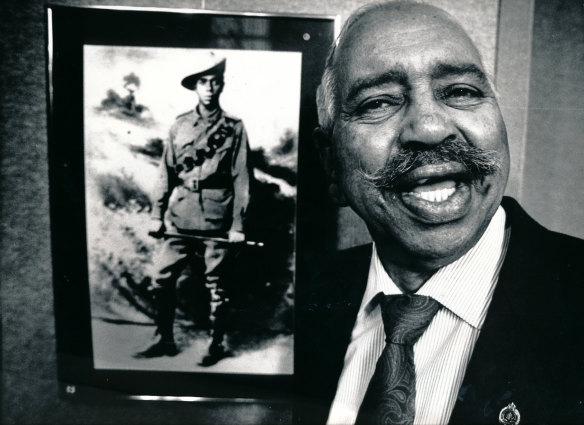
[47,4,337,401]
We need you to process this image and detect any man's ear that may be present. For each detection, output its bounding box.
[313,126,348,206]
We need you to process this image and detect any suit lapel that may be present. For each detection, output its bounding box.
[449,197,553,424]
[317,245,371,405]
[295,244,371,425]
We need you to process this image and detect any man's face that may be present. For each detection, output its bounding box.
[329,6,510,269]
[195,73,223,106]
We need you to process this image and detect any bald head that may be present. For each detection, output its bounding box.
[317,2,487,135]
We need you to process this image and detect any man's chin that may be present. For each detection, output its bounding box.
[380,219,485,270]
[199,96,218,106]
[373,180,499,264]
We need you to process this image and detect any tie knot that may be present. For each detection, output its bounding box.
[380,294,440,345]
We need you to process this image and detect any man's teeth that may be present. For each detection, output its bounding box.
[408,187,456,203]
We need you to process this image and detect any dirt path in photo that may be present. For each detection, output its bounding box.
[91,318,293,375]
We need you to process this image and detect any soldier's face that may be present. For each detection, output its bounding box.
[195,74,223,106]
[328,6,510,268]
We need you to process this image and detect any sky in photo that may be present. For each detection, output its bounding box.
[84,45,303,150]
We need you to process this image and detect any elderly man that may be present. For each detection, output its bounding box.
[135,52,251,367]
[296,2,584,424]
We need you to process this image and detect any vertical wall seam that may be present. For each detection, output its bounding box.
[517,0,535,203]
[494,0,503,85]
[496,0,535,203]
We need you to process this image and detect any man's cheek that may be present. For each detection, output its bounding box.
[344,131,390,171]
[457,110,504,148]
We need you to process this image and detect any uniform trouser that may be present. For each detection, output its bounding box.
[151,231,232,347]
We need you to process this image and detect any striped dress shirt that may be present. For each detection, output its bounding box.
[327,206,510,425]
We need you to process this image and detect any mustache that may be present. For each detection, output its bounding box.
[360,138,502,191]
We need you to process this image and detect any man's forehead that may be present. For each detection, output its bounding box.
[335,4,482,80]
[339,3,469,46]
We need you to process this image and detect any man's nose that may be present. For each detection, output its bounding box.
[398,94,456,146]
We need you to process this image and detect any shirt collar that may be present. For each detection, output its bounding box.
[362,206,510,329]
[194,105,222,126]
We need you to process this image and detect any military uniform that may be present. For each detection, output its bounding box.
[149,105,251,356]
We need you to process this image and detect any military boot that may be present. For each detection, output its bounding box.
[199,326,231,367]
[134,291,179,358]
[199,282,231,366]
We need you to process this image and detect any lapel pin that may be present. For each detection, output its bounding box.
[499,402,520,425]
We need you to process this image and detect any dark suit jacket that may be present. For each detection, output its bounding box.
[296,197,584,424]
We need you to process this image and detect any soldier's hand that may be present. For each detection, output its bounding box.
[228,230,245,243]
[148,219,166,239]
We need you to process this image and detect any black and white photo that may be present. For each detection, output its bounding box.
[84,46,301,374]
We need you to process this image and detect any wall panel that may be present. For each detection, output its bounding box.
[522,0,584,238]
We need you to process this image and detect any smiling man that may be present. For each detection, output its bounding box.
[296,2,584,424]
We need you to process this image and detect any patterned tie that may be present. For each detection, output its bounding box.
[355,294,441,425]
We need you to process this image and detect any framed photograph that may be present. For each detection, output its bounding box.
[47,5,337,400]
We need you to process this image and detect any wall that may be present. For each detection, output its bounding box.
[521,0,584,238]
[496,0,584,240]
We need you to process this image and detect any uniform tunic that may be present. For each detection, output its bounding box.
[152,107,250,233]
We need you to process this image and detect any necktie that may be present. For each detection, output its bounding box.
[355,294,441,425]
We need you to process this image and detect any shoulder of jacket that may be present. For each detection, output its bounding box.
[169,110,195,134]
[304,244,372,293]
[175,109,195,120]
[222,110,242,125]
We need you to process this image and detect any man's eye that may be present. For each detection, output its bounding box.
[439,86,483,107]
[353,96,403,119]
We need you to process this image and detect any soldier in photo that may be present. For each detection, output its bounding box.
[135,52,251,367]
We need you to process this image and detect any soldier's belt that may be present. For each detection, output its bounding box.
[179,174,231,192]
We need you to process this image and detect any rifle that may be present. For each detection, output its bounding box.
[149,231,264,247]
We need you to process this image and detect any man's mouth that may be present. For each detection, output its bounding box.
[393,162,477,223]
[408,182,456,203]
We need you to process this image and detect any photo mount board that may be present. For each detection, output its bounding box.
[47,4,337,401]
